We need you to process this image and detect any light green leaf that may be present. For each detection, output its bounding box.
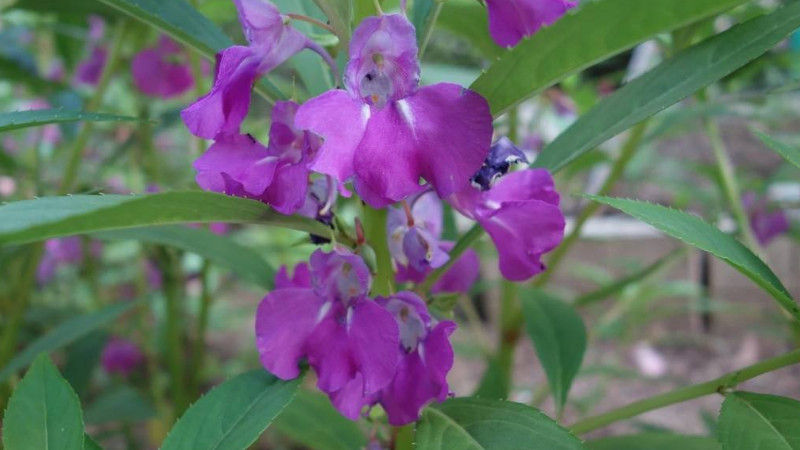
[85,386,156,424]
[273,390,367,450]
[534,2,800,173]
[522,290,587,412]
[162,370,301,450]
[95,225,276,289]
[96,0,284,101]
[753,129,800,171]
[0,109,141,133]
[470,0,749,116]
[415,398,584,450]
[437,0,502,59]
[312,0,351,47]
[718,392,800,450]
[84,435,104,450]
[586,433,720,450]
[473,356,511,400]
[0,302,139,383]
[2,355,84,450]
[413,0,435,43]
[0,192,331,246]
[586,196,799,322]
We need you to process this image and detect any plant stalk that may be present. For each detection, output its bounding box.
[189,259,213,396]
[363,206,393,297]
[161,250,188,417]
[569,348,800,434]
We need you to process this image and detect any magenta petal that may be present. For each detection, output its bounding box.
[131,39,194,98]
[329,374,377,420]
[485,168,560,207]
[402,226,449,272]
[348,300,400,394]
[275,262,311,289]
[309,248,372,302]
[432,245,480,295]
[75,47,107,86]
[233,0,285,46]
[255,288,320,379]
[296,90,368,187]
[485,0,577,48]
[260,162,310,214]
[181,46,260,139]
[193,134,278,196]
[307,313,358,393]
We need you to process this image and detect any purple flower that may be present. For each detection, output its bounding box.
[388,192,448,272]
[395,243,480,295]
[255,248,399,418]
[182,0,333,139]
[471,137,528,191]
[449,169,565,281]
[75,16,108,86]
[297,177,338,244]
[193,101,315,214]
[484,0,577,48]
[275,262,311,289]
[37,237,99,284]
[132,36,194,98]
[742,192,790,246]
[374,292,456,425]
[101,338,144,376]
[296,14,493,207]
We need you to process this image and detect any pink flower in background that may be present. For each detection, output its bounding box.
[182,0,334,139]
[484,0,577,47]
[296,14,493,207]
[37,237,101,284]
[132,36,194,98]
[101,338,144,376]
[75,16,108,86]
[742,192,791,246]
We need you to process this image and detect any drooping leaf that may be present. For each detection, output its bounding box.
[85,386,157,424]
[0,109,141,133]
[161,370,301,450]
[273,390,367,450]
[312,0,352,47]
[0,192,331,246]
[2,354,85,450]
[534,2,800,173]
[96,0,284,101]
[95,225,276,289]
[472,357,511,400]
[752,129,800,171]
[587,196,799,322]
[522,290,586,412]
[586,433,721,450]
[470,0,750,116]
[717,392,800,450]
[415,398,583,450]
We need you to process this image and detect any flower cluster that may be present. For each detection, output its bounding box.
[182,0,571,424]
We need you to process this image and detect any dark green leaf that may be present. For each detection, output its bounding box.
[470,0,749,116]
[273,390,367,450]
[95,225,276,289]
[161,370,301,450]
[437,1,502,59]
[415,398,583,450]
[0,302,138,382]
[413,0,435,42]
[587,196,799,322]
[718,392,800,450]
[753,129,800,171]
[522,290,586,412]
[85,386,156,424]
[62,331,109,397]
[0,109,141,133]
[2,355,84,450]
[586,433,720,450]
[473,357,511,400]
[0,192,331,246]
[84,435,104,450]
[534,2,800,173]
[96,0,284,101]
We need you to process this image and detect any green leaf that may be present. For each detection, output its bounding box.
[473,357,511,400]
[753,129,800,171]
[273,390,367,450]
[0,302,139,383]
[84,435,104,450]
[62,331,109,397]
[415,398,584,450]
[586,433,721,450]
[437,0,502,59]
[534,2,800,173]
[312,0,352,47]
[0,192,331,246]
[0,109,141,133]
[2,354,84,450]
[586,196,799,322]
[85,386,156,424]
[470,0,749,116]
[161,370,301,450]
[717,392,800,450]
[413,0,435,42]
[95,225,276,289]
[522,289,587,412]
[96,0,284,101]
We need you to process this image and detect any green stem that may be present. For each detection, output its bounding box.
[417,2,443,60]
[534,121,649,288]
[363,206,393,296]
[704,118,761,253]
[497,280,522,394]
[161,250,187,418]
[60,21,127,195]
[569,348,800,434]
[189,260,213,396]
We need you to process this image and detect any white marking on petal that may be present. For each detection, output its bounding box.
[255,155,278,166]
[316,301,332,325]
[346,307,354,330]
[397,99,414,128]
[418,341,426,364]
[485,200,502,210]
[360,104,371,125]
